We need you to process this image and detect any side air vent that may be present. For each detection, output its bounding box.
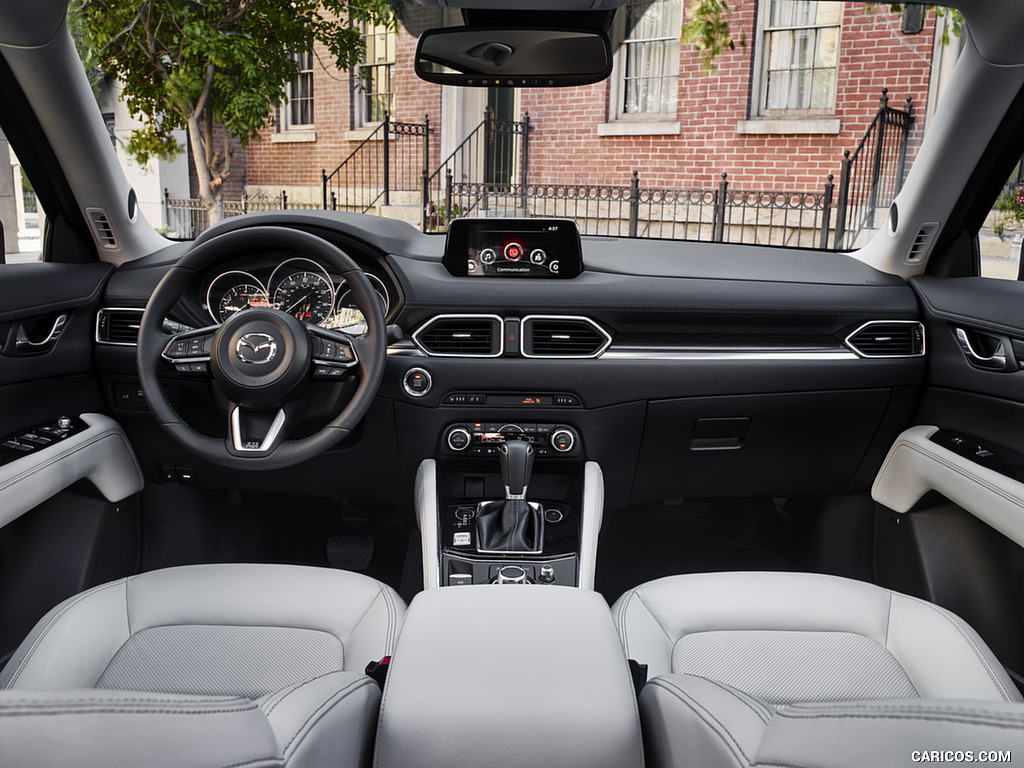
[521,316,612,358]
[412,314,502,357]
[906,222,940,263]
[845,321,925,358]
[96,308,144,345]
[86,207,119,249]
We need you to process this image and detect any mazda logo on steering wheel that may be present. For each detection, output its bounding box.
[235,332,278,364]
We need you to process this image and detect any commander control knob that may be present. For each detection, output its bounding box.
[496,565,528,585]
[446,427,472,452]
[550,427,576,453]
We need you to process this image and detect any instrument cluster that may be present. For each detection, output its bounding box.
[201,256,391,333]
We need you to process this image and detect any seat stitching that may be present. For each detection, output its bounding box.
[340,590,385,669]
[5,579,128,688]
[282,677,375,756]
[379,583,397,656]
[633,592,675,644]
[216,759,283,768]
[650,677,752,764]
[0,696,251,707]
[703,678,772,725]
[615,592,634,658]
[901,595,1013,701]
[259,670,341,717]
[774,711,1024,729]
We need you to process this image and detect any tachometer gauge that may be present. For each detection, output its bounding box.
[273,271,335,325]
[219,284,270,321]
[206,271,269,323]
[328,273,390,332]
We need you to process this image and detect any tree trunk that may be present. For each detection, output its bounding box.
[185,115,223,227]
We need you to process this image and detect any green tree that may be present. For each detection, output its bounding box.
[75,0,393,224]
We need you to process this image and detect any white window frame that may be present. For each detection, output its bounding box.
[280,51,315,131]
[353,21,396,128]
[607,0,682,122]
[751,0,843,119]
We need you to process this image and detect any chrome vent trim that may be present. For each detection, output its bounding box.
[96,308,144,346]
[845,320,925,358]
[86,207,118,249]
[412,314,503,358]
[521,315,612,358]
[906,222,939,264]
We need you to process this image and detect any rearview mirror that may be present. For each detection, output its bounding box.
[414,27,612,87]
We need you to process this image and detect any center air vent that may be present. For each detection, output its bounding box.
[845,321,925,358]
[96,308,144,345]
[521,316,612,358]
[413,314,502,357]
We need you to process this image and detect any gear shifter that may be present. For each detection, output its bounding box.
[474,439,544,554]
[500,439,534,499]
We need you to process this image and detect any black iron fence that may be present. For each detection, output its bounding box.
[321,112,431,213]
[433,172,834,248]
[833,89,914,250]
[163,189,321,239]
[424,110,532,230]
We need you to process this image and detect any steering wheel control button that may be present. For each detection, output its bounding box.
[403,368,432,397]
[447,427,472,451]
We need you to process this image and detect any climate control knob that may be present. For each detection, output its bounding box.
[550,428,576,453]
[446,427,472,452]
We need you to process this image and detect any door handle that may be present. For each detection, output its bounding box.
[955,327,1015,371]
[14,313,67,353]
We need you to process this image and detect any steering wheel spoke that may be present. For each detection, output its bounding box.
[161,325,219,378]
[308,325,360,381]
[228,403,294,455]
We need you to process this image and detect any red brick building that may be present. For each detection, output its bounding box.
[239,1,955,240]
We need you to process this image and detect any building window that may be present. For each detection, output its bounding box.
[281,51,314,129]
[755,0,842,116]
[355,22,395,126]
[612,0,682,119]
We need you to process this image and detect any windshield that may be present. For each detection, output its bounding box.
[68,1,1011,268]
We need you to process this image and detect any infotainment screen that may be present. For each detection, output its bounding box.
[443,218,583,279]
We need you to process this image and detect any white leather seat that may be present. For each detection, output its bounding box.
[0,563,406,768]
[612,571,1024,767]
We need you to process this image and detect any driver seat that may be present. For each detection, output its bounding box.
[0,563,406,768]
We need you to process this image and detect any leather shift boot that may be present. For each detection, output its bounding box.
[475,499,544,553]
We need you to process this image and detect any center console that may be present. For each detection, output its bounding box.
[375,586,643,768]
[415,417,604,590]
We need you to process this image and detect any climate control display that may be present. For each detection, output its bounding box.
[442,421,581,457]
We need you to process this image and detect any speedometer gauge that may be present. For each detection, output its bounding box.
[273,272,334,325]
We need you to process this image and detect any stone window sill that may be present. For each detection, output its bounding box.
[597,120,682,137]
[736,118,841,135]
[271,129,317,143]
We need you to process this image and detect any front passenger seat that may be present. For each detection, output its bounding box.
[613,571,1024,767]
[0,563,405,768]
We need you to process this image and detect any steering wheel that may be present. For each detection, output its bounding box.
[137,226,386,470]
